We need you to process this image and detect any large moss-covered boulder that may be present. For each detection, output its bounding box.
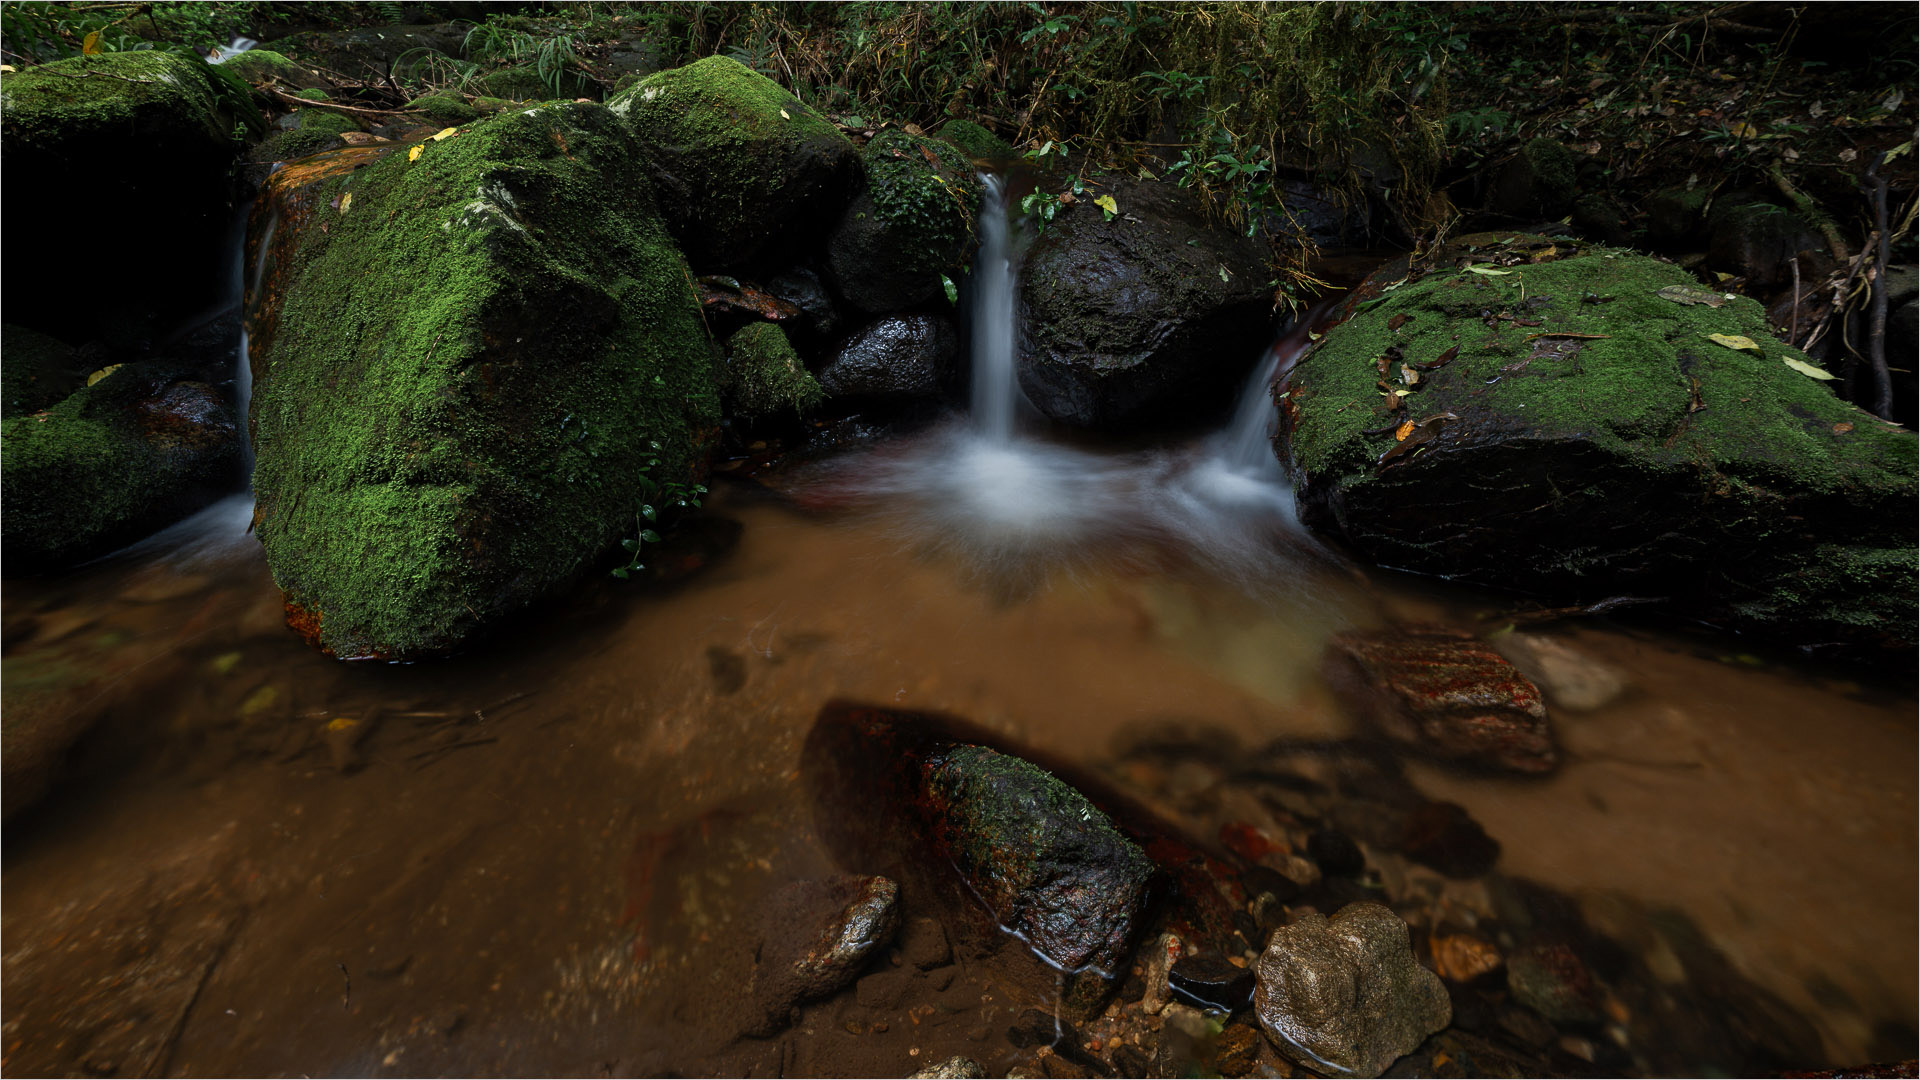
[937,119,1016,163]
[1,325,91,419]
[1019,178,1273,429]
[1,52,242,350]
[2,359,241,570]
[611,55,857,272]
[248,103,719,659]
[249,107,359,163]
[1280,234,1918,651]
[826,129,983,314]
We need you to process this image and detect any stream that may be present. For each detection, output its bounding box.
[1,176,1913,1078]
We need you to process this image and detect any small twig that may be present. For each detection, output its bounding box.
[1789,254,1801,344]
[1865,152,1893,419]
[266,84,424,117]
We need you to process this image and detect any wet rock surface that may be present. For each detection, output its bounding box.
[818,315,962,402]
[1168,953,1256,1012]
[1253,901,1452,1078]
[748,874,901,1034]
[611,55,857,272]
[1325,627,1557,774]
[1019,178,1273,429]
[1281,233,1918,653]
[826,130,983,314]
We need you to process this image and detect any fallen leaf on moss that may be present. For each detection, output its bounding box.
[1388,313,1412,332]
[85,364,123,387]
[408,144,424,162]
[1466,265,1514,276]
[1395,420,1416,441]
[82,31,102,54]
[1706,333,1760,351]
[1833,421,1855,433]
[431,127,458,141]
[1656,284,1727,307]
[1783,357,1838,380]
[780,109,791,120]
[339,191,352,213]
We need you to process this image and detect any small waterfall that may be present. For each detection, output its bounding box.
[970,174,1022,441]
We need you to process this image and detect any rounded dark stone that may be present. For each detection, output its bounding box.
[817,315,960,402]
[1169,954,1256,1013]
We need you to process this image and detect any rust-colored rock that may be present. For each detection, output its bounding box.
[1325,627,1556,774]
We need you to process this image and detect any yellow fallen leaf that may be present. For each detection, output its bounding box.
[1395,420,1416,441]
[339,191,352,213]
[85,364,123,387]
[325,717,359,732]
[431,127,458,141]
[1466,265,1514,276]
[409,144,423,162]
[1730,121,1758,138]
[1094,194,1118,216]
[82,31,102,54]
[779,108,790,120]
[1886,139,1915,162]
[1706,333,1759,351]
[0,65,16,73]
[1783,357,1838,380]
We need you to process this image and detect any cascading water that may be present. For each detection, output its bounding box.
[969,174,1022,442]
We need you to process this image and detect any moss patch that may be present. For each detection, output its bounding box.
[862,128,982,267]
[0,51,228,146]
[251,107,359,162]
[610,55,856,269]
[250,101,718,658]
[723,322,822,421]
[218,49,306,86]
[406,91,482,125]
[937,118,1014,162]
[1,325,85,419]
[1284,234,1917,648]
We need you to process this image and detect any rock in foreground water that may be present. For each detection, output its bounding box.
[1253,902,1452,1078]
[1325,627,1556,774]
[748,875,900,1034]
[1282,233,1917,653]
[248,103,717,658]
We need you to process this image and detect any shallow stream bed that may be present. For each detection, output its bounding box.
[2,469,1913,1077]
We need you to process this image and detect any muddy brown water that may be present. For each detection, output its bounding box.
[2,475,1913,1077]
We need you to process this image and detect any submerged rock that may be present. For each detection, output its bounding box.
[1325,627,1556,774]
[2,359,241,570]
[2,52,245,351]
[248,103,718,659]
[611,55,857,271]
[909,1056,988,1079]
[1018,178,1272,429]
[826,129,983,314]
[1281,233,1918,652]
[1252,902,1451,1078]
[748,874,900,1034]
[817,314,961,402]
[1506,940,1603,1025]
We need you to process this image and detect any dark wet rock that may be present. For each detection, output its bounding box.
[274,23,467,75]
[1019,177,1272,429]
[613,55,858,272]
[1507,941,1602,1025]
[2,359,241,571]
[818,315,962,402]
[1708,199,1825,291]
[1399,801,1500,879]
[826,129,983,314]
[748,874,900,1033]
[802,704,1164,1020]
[1325,627,1556,774]
[1108,1043,1154,1077]
[1282,232,1920,654]
[901,916,953,970]
[1253,901,1452,1079]
[1169,953,1256,1013]
[1643,185,1713,245]
[1278,179,1372,247]
[922,744,1157,987]
[767,267,843,342]
[1489,137,1578,219]
[724,322,824,422]
[3,52,244,352]
[247,105,716,659]
[1309,828,1368,878]
[1,326,91,419]
[1775,1061,1920,1079]
[910,1056,989,1079]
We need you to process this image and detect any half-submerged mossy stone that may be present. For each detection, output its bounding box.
[722,321,823,421]
[1,52,241,350]
[826,128,983,314]
[1019,177,1272,429]
[1281,233,1918,652]
[2,360,241,570]
[610,55,857,271]
[248,102,719,659]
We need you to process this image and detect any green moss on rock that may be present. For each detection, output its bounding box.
[937,118,1015,162]
[827,128,982,314]
[1,325,86,419]
[218,49,307,86]
[723,322,822,421]
[252,107,359,162]
[250,101,719,659]
[406,91,482,125]
[610,55,857,270]
[1282,234,1918,649]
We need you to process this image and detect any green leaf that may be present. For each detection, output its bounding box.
[610,567,630,580]
[942,274,958,305]
[1465,265,1514,276]
[640,529,663,544]
[641,504,658,522]
[1782,357,1838,380]
[1706,333,1761,352]
[621,538,638,552]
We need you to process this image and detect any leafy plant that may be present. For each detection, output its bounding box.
[612,442,707,581]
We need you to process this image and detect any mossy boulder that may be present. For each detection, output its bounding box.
[610,55,857,271]
[1280,234,1918,651]
[826,128,983,314]
[1019,177,1273,429]
[722,322,823,421]
[217,48,326,91]
[406,91,483,126]
[937,118,1015,162]
[248,102,719,659]
[1,52,242,350]
[2,360,242,570]
[477,66,579,102]
[250,107,359,162]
